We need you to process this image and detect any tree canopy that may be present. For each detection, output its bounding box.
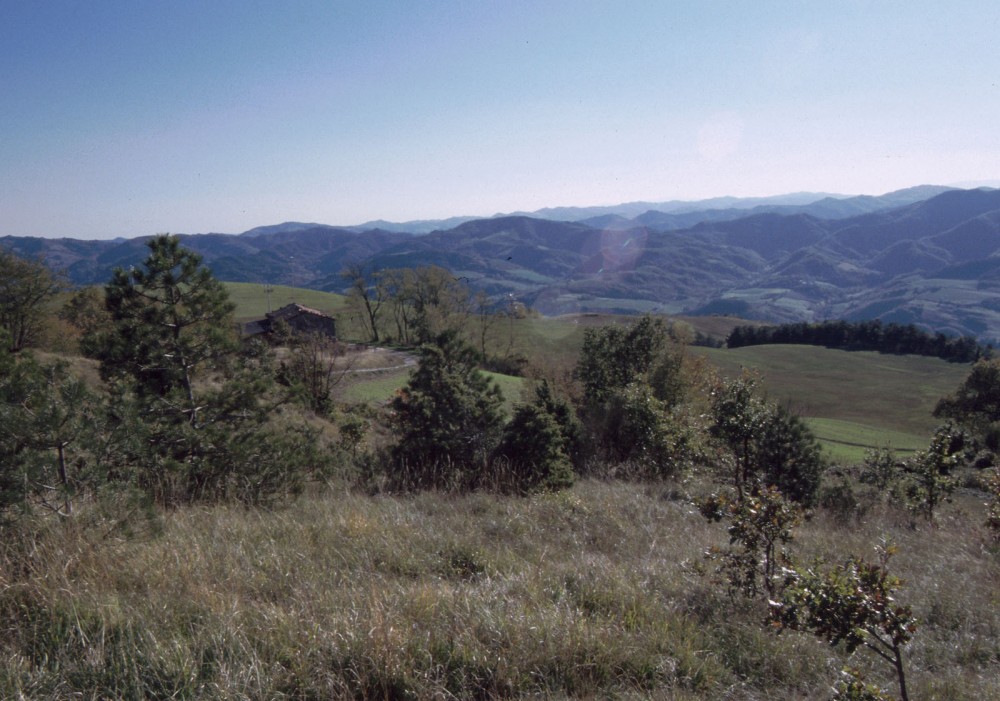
[0,248,64,352]
[934,357,1000,452]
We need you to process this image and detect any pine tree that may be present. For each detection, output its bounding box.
[85,235,318,504]
[390,331,503,489]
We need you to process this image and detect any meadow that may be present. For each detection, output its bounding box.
[224,282,350,321]
[694,344,969,462]
[2,480,996,699]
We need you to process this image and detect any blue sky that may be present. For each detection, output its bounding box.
[2,1,998,239]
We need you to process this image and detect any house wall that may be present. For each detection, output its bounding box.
[287,313,337,339]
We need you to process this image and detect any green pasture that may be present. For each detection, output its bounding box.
[805,417,926,464]
[224,282,348,321]
[339,368,412,405]
[694,344,969,461]
[340,366,525,417]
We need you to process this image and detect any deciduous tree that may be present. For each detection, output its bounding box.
[770,544,916,701]
[934,358,1000,452]
[342,261,386,343]
[0,248,64,351]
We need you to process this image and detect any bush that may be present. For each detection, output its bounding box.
[492,403,574,493]
[711,375,826,505]
[756,405,826,505]
[389,331,504,490]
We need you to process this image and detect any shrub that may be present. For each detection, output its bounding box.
[770,544,917,701]
[493,403,574,494]
[985,467,1000,541]
[701,484,802,599]
[757,405,826,505]
[904,423,960,521]
[389,331,504,490]
[860,447,903,492]
[711,374,826,505]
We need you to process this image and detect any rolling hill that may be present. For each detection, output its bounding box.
[4,186,1000,341]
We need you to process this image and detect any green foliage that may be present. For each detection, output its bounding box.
[493,402,575,493]
[0,248,65,351]
[0,343,42,513]
[710,372,770,491]
[904,423,960,521]
[728,318,986,363]
[860,447,903,492]
[711,374,827,504]
[493,380,580,492]
[575,316,699,477]
[0,342,102,518]
[701,485,802,598]
[59,286,110,346]
[757,405,826,505]
[834,668,898,701]
[340,414,368,458]
[85,235,238,399]
[84,235,317,505]
[934,358,1000,451]
[986,467,1000,541]
[532,379,586,466]
[389,331,504,489]
[376,266,472,345]
[595,383,703,479]
[576,315,674,403]
[770,544,916,701]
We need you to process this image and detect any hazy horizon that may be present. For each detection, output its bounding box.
[3,2,998,240]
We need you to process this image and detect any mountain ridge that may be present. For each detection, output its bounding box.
[3,185,999,342]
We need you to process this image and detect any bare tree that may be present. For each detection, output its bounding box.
[342,262,386,343]
[283,331,353,415]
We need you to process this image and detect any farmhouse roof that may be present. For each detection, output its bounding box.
[266,303,334,320]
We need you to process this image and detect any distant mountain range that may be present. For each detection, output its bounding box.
[4,185,1000,342]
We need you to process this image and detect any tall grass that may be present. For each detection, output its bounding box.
[2,480,996,699]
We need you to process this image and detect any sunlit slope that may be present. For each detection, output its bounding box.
[694,344,970,459]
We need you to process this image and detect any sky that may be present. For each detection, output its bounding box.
[2,1,999,240]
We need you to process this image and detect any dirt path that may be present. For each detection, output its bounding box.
[336,345,417,374]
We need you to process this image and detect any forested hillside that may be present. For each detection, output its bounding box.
[4,186,1000,341]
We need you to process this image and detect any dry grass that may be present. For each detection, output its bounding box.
[1,479,996,699]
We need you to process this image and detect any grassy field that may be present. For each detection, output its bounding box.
[805,417,929,463]
[2,480,995,699]
[340,365,525,417]
[224,282,349,321]
[693,343,969,458]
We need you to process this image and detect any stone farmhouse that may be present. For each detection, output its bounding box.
[241,303,337,341]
